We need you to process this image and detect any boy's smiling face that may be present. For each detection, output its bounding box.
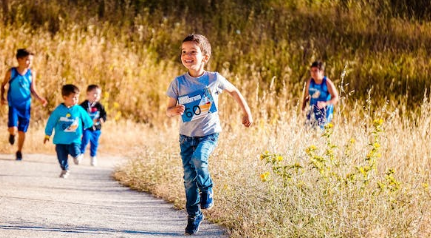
[181,41,209,77]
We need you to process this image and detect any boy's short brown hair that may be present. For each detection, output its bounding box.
[182,34,212,58]
[62,84,80,96]
[310,61,325,71]
[16,49,34,59]
[86,84,100,92]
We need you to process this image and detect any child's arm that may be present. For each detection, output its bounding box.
[29,71,48,106]
[302,78,311,111]
[44,111,58,144]
[166,97,185,117]
[223,84,253,127]
[1,69,11,105]
[81,108,94,129]
[317,78,339,109]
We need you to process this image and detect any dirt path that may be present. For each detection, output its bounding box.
[0,153,227,238]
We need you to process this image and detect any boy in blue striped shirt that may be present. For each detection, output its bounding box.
[44,84,93,178]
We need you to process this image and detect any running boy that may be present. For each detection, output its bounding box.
[80,84,107,166]
[44,84,93,178]
[166,34,253,235]
[302,61,339,128]
[1,49,47,160]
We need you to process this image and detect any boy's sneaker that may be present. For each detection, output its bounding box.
[16,151,22,161]
[91,156,97,166]
[73,154,83,165]
[200,187,214,210]
[8,134,15,145]
[59,170,70,178]
[185,213,204,235]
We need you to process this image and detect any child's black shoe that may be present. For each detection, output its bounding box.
[9,134,15,145]
[16,151,22,161]
[185,213,204,235]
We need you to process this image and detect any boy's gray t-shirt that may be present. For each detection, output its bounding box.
[166,71,233,137]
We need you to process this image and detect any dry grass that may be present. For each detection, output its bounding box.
[114,97,431,237]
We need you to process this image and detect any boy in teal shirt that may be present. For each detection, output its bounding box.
[44,84,93,178]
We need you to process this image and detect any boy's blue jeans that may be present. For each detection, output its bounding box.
[179,133,219,217]
[56,143,80,171]
[80,129,101,157]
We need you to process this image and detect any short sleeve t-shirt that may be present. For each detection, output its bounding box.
[166,71,233,137]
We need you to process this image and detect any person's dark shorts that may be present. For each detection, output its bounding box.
[8,106,31,132]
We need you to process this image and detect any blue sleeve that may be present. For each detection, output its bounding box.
[45,109,58,136]
[81,107,94,129]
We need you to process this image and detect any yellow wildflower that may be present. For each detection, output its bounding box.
[260,172,270,182]
[373,118,384,127]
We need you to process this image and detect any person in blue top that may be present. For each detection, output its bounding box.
[44,84,93,179]
[1,49,47,160]
[166,34,253,235]
[302,61,339,128]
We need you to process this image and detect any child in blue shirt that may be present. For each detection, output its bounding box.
[302,61,339,128]
[1,49,47,160]
[80,84,107,166]
[44,84,93,178]
[166,34,253,235]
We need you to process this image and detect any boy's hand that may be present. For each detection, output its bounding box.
[242,114,253,127]
[317,101,327,109]
[43,136,50,144]
[40,98,48,107]
[171,105,185,116]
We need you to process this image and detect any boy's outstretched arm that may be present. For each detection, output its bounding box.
[224,84,253,127]
[166,97,185,117]
[44,111,58,144]
[30,71,48,106]
[1,69,11,105]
